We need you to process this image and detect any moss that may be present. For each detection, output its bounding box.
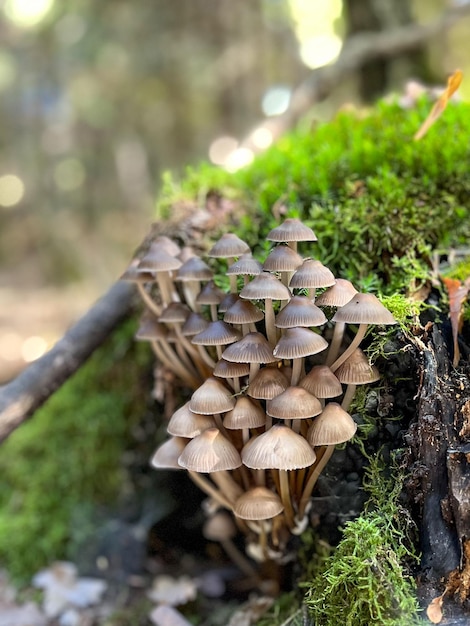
[303,455,422,626]
[157,98,470,296]
[0,318,152,582]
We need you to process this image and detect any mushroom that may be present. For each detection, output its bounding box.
[334,348,380,411]
[191,320,241,361]
[299,365,343,405]
[175,256,213,312]
[266,386,322,433]
[137,246,182,306]
[224,299,264,335]
[272,326,328,386]
[208,233,250,293]
[289,258,335,300]
[240,272,291,347]
[223,395,266,444]
[329,293,396,373]
[167,401,217,438]
[227,253,263,287]
[247,366,289,400]
[222,331,278,383]
[213,358,250,394]
[263,244,303,287]
[266,218,317,253]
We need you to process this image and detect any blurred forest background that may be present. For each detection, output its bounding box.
[1,0,469,383]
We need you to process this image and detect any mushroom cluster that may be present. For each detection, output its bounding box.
[125,218,396,564]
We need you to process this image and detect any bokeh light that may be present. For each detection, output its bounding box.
[208,136,239,165]
[21,336,48,362]
[224,147,254,172]
[300,33,343,69]
[3,0,55,28]
[251,127,273,149]
[0,174,25,208]
[262,86,292,116]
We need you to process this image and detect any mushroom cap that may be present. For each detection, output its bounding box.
[148,236,181,257]
[213,359,251,379]
[177,245,197,263]
[306,402,357,446]
[274,296,327,328]
[234,487,284,520]
[332,293,396,325]
[120,261,154,283]
[315,278,358,308]
[150,437,187,470]
[208,233,250,258]
[224,299,264,325]
[178,427,242,472]
[266,218,317,243]
[137,247,182,273]
[159,302,191,324]
[299,365,343,398]
[203,511,237,541]
[241,424,316,470]
[289,259,335,289]
[189,377,236,414]
[222,332,277,364]
[263,245,303,272]
[195,280,225,306]
[175,257,213,282]
[218,293,240,313]
[191,321,241,346]
[135,313,167,341]
[167,401,217,438]
[227,254,263,276]
[247,366,289,399]
[223,396,266,430]
[181,312,210,336]
[239,272,291,301]
[334,348,380,384]
[273,327,328,360]
[266,386,322,420]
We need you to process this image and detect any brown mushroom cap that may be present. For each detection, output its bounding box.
[218,293,240,313]
[203,511,237,541]
[135,313,167,341]
[159,302,191,324]
[306,402,357,446]
[332,293,396,325]
[299,365,343,398]
[263,245,303,272]
[181,312,210,336]
[239,272,291,302]
[189,377,236,414]
[234,487,284,520]
[191,321,241,346]
[213,359,251,379]
[274,296,327,328]
[334,348,380,384]
[222,332,277,364]
[315,279,358,308]
[148,236,181,257]
[266,386,322,420]
[195,280,225,306]
[227,254,263,276]
[223,396,267,430]
[224,299,264,325]
[150,437,187,469]
[266,218,317,243]
[247,366,289,399]
[167,401,217,438]
[241,424,316,470]
[178,427,242,472]
[175,257,213,282]
[208,233,250,258]
[273,327,328,360]
[137,247,182,273]
[289,259,335,290]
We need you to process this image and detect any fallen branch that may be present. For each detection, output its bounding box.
[241,4,470,152]
[0,280,136,443]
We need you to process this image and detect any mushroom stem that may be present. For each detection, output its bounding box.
[278,470,295,529]
[341,383,357,411]
[298,445,335,518]
[330,323,369,373]
[220,539,259,579]
[136,283,161,317]
[291,358,303,386]
[264,299,278,347]
[188,471,233,510]
[326,321,346,366]
[151,341,199,388]
[212,470,243,504]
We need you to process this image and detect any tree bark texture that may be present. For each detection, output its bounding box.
[406,324,470,621]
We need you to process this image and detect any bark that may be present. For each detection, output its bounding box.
[407,324,470,620]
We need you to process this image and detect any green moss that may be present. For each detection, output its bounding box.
[0,319,152,582]
[303,455,422,626]
[157,98,470,295]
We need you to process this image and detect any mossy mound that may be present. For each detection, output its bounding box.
[0,320,152,582]
[159,97,470,294]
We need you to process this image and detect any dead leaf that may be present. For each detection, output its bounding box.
[426,593,444,623]
[414,69,463,140]
[442,276,469,366]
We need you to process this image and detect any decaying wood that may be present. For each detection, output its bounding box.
[408,324,470,621]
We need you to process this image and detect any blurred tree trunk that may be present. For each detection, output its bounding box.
[344,0,429,100]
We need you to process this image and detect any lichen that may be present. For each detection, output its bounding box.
[0,319,152,582]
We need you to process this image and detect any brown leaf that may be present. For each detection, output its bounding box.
[426,594,444,623]
[414,69,463,140]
